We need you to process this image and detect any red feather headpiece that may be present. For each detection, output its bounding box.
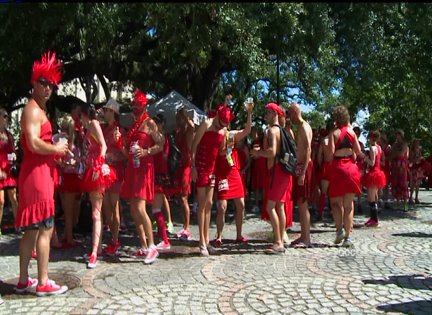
[31,51,63,86]
[133,89,148,108]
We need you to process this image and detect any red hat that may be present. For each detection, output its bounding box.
[216,104,234,124]
[31,51,63,86]
[265,102,284,117]
[133,89,148,108]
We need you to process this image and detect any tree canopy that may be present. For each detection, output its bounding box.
[1,3,432,150]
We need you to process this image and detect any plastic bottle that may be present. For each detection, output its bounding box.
[131,141,141,168]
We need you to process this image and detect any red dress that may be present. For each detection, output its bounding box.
[121,131,155,201]
[361,144,386,189]
[103,122,125,194]
[81,130,115,193]
[215,148,244,200]
[0,131,17,189]
[195,131,224,188]
[173,127,192,196]
[15,121,56,228]
[328,127,361,198]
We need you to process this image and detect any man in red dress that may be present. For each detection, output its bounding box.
[15,51,69,296]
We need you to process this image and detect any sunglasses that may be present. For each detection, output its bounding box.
[38,79,56,90]
[2,114,9,119]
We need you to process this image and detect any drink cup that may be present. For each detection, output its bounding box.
[7,153,14,164]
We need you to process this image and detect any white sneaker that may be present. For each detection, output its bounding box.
[334,228,345,245]
[341,237,353,248]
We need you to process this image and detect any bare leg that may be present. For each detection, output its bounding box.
[215,199,227,241]
[36,227,54,286]
[180,194,190,230]
[90,191,103,255]
[7,188,18,218]
[342,194,355,238]
[61,192,77,243]
[298,199,311,245]
[0,190,4,231]
[18,229,38,284]
[234,198,245,239]
[266,200,283,248]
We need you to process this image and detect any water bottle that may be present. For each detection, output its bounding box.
[131,141,141,168]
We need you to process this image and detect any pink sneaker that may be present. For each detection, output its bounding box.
[83,251,103,261]
[132,248,149,257]
[87,254,97,269]
[15,277,38,293]
[156,241,171,251]
[177,229,192,240]
[365,219,379,227]
[144,246,159,264]
[36,279,68,297]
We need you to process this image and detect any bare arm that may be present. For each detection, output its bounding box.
[147,119,164,156]
[191,118,211,167]
[233,107,252,143]
[90,120,107,158]
[300,125,312,175]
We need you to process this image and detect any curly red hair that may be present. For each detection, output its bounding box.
[31,51,63,86]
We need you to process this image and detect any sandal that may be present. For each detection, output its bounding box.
[292,241,311,249]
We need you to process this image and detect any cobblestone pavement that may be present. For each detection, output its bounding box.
[0,190,431,314]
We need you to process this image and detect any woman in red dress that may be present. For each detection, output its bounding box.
[15,51,69,296]
[328,106,364,248]
[120,90,164,264]
[409,139,425,204]
[361,131,386,227]
[389,130,409,211]
[0,107,18,233]
[80,104,115,269]
[191,104,233,256]
[213,104,252,247]
[101,99,125,256]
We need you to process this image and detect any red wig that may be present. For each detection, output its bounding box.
[133,89,148,108]
[31,51,63,86]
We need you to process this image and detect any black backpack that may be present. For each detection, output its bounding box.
[273,124,297,174]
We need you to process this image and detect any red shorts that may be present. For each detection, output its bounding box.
[293,160,313,202]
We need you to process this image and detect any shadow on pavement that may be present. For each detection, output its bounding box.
[391,232,432,238]
[362,274,432,291]
[376,299,432,315]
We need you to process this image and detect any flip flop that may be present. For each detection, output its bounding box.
[289,237,304,247]
[265,247,285,255]
[293,241,311,249]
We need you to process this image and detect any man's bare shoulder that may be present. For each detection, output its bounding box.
[22,100,44,124]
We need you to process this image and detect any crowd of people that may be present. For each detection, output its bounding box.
[1,51,431,297]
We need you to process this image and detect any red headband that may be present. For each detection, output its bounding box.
[31,51,63,86]
[133,89,148,108]
[266,102,284,117]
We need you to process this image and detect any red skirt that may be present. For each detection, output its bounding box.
[216,167,244,200]
[361,169,386,189]
[121,161,154,202]
[328,158,361,198]
[59,173,82,193]
[81,164,117,193]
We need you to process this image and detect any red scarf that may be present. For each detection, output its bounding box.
[126,112,149,147]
